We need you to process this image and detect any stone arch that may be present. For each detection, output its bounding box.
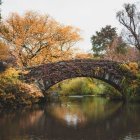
[25,59,135,96]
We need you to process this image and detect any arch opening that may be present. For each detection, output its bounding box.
[45,77,122,98]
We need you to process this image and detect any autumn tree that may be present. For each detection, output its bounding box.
[32,25,81,64]
[103,37,140,62]
[0,42,10,61]
[0,11,81,67]
[91,25,117,57]
[116,3,140,52]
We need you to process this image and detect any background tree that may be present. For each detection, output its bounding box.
[116,3,140,52]
[91,25,117,57]
[90,25,137,61]
[103,36,139,62]
[0,11,81,67]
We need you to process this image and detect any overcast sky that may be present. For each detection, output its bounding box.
[1,0,135,52]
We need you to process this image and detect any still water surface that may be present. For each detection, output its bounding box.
[0,97,140,140]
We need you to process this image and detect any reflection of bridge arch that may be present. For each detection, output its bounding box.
[46,98,123,126]
[24,59,135,95]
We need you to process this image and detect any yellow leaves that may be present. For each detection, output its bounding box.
[121,62,139,74]
[128,62,138,70]
[57,26,81,42]
[131,80,139,89]
[75,53,93,59]
[88,83,96,89]
[1,11,81,67]
[0,68,19,85]
[31,44,74,65]
[0,42,10,61]
[0,67,19,79]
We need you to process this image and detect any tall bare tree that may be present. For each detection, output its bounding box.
[116,3,140,52]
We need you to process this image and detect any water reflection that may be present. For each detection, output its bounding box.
[47,97,122,127]
[0,97,140,140]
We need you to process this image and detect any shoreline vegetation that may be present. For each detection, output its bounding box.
[0,66,44,108]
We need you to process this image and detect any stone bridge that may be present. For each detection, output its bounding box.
[24,59,135,96]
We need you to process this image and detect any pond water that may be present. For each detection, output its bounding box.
[0,96,140,140]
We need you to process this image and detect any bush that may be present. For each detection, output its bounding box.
[50,78,106,96]
[0,68,44,107]
[120,62,139,74]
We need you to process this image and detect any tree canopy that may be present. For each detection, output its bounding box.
[0,11,81,67]
[91,25,117,57]
[90,24,139,62]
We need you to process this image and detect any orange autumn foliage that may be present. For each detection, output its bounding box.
[0,11,81,67]
[75,53,93,59]
[0,42,10,61]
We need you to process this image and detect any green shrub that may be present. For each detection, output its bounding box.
[51,78,106,96]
